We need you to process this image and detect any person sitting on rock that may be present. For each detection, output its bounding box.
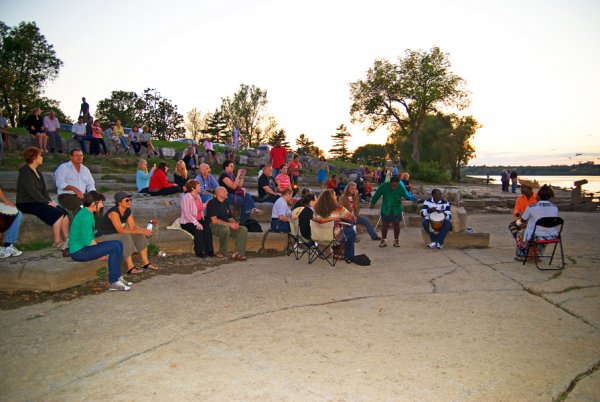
[136,159,156,195]
[148,162,180,196]
[0,186,23,259]
[97,191,157,274]
[218,160,262,224]
[129,126,142,155]
[55,149,97,217]
[194,163,219,203]
[420,188,452,250]
[270,188,293,233]
[179,179,217,259]
[205,186,248,261]
[173,160,189,192]
[257,164,281,203]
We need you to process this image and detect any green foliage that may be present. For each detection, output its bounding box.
[95,266,107,279]
[220,84,268,147]
[295,133,321,156]
[408,161,450,183]
[352,143,388,166]
[350,47,469,163]
[0,21,63,127]
[267,128,290,148]
[15,240,52,251]
[329,124,352,161]
[95,90,144,128]
[140,88,185,141]
[185,108,204,142]
[147,243,160,256]
[203,108,230,144]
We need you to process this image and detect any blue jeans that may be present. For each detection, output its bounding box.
[356,215,378,240]
[272,168,281,177]
[3,210,22,244]
[422,219,452,245]
[119,136,128,149]
[270,218,290,233]
[511,180,517,193]
[71,240,123,283]
[342,226,355,260]
[74,136,86,153]
[227,193,255,224]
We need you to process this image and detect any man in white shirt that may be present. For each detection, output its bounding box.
[43,111,62,153]
[71,116,87,154]
[270,188,293,233]
[55,149,96,216]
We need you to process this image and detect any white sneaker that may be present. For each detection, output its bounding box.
[426,242,437,249]
[436,243,444,250]
[5,244,23,257]
[109,281,131,291]
[0,247,10,259]
[118,276,133,286]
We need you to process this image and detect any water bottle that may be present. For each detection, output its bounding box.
[146,219,156,230]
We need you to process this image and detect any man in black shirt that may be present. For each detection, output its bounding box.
[80,97,90,122]
[257,164,280,203]
[205,187,248,261]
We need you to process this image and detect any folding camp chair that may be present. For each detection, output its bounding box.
[308,219,343,267]
[288,207,313,261]
[523,216,565,270]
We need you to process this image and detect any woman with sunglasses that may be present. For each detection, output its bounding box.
[96,191,157,273]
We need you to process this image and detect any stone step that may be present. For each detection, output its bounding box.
[420,228,490,249]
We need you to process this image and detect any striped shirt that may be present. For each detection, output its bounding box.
[421,197,452,220]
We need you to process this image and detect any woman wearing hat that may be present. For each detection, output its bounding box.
[508,179,539,239]
[97,191,157,273]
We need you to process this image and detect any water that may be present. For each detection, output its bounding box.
[468,175,600,194]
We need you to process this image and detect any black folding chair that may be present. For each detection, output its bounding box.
[288,209,314,261]
[523,217,564,270]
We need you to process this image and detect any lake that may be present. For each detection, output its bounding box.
[467,175,600,194]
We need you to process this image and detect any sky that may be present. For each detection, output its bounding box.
[2,0,600,166]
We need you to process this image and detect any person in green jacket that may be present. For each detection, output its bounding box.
[370,176,411,248]
[69,191,130,291]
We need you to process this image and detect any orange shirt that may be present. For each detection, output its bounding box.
[514,193,538,217]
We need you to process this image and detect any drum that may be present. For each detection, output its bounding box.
[429,211,445,232]
[0,203,19,232]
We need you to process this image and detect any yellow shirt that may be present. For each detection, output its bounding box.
[115,125,125,137]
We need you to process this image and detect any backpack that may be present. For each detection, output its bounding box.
[352,253,371,266]
[242,218,263,232]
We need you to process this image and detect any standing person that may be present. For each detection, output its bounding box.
[288,154,302,190]
[194,163,219,203]
[500,169,509,192]
[313,189,357,262]
[420,188,452,250]
[79,97,90,122]
[269,139,288,177]
[218,160,262,224]
[129,126,142,155]
[203,137,220,165]
[55,149,97,217]
[92,120,109,156]
[179,179,216,259]
[316,156,329,189]
[205,186,248,261]
[340,182,380,241]
[392,165,399,177]
[270,188,293,233]
[136,159,155,195]
[71,116,87,153]
[0,186,23,258]
[510,169,518,193]
[275,164,291,192]
[69,191,130,291]
[257,164,281,203]
[370,176,411,248]
[16,147,70,250]
[140,127,158,156]
[25,107,47,152]
[114,119,129,152]
[43,111,62,153]
[97,191,156,274]
[148,162,180,196]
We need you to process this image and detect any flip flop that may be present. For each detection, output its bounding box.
[142,263,159,270]
[230,253,247,261]
[127,266,143,274]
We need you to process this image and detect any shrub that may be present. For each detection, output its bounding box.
[409,161,450,183]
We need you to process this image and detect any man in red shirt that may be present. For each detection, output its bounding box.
[269,140,288,177]
[327,174,338,191]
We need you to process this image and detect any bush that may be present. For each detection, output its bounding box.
[409,161,450,183]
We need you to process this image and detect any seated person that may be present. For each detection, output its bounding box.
[69,191,130,291]
[148,162,180,196]
[16,147,70,250]
[420,189,452,250]
[313,188,357,262]
[0,186,23,258]
[297,193,317,243]
[180,179,216,259]
[205,187,248,261]
[97,191,157,274]
[257,164,281,203]
[194,163,219,203]
[508,179,539,239]
[174,160,189,191]
[25,107,47,152]
[514,184,559,261]
[326,174,339,194]
[336,177,347,196]
[400,172,413,193]
[140,126,158,156]
[270,188,293,233]
[136,159,156,194]
[129,126,142,155]
[182,146,200,173]
[340,182,380,241]
[218,160,262,224]
[275,164,291,191]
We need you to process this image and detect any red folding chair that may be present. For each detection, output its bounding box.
[523,217,564,270]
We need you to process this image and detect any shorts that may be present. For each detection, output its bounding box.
[140,141,149,148]
[381,213,402,223]
[207,149,216,157]
[17,202,67,226]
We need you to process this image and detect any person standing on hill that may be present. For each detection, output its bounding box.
[79,97,90,122]
[269,139,288,177]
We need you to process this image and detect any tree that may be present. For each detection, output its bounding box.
[96,90,144,128]
[220,84,268,148]
[445,115,479,180]
[140,88,185,141]
[0,21,63,127]
[33,97,72,124]
[268,128,290,148]
[185,108,204,141]
[350,47,469,163]
[351,144,388,166]
[296,133,314,154]
[203,108,230,143]
[329,124,352,160]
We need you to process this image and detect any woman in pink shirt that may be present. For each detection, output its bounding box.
[92,120,109,156]
[275,164,291,191]
[179,179,218,258]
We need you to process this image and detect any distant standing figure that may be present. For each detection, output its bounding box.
[0,109,13,152]
[500,169,509,192]
[316,156,329,188]
[79,97,90,121]
[92,120,109,156]
[510,169,518,193]
[43,111,62,153]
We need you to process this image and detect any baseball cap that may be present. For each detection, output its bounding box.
[114,191,133,204]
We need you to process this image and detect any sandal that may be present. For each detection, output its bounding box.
[379,240,387,248]
[142,263,159,270]
[214,252,225,258]
[354,238,361,243]
[127,266,143,274]
[230,253,247,261]
[393,240,400,248]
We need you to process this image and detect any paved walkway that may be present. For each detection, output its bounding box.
[1,212,599,401]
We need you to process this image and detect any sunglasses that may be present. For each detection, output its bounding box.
[123,199,132,203]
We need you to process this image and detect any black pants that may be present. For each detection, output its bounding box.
[180,220,214,256]
[131,141,141,154]
[149,186,180,196]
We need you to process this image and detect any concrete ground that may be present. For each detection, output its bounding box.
[1,212,599,401]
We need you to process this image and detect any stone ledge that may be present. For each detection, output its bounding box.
[420,228,490,249]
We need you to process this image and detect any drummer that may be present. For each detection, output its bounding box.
[0,186,23,258]
[508,179,539,239]
[421,189,452,250]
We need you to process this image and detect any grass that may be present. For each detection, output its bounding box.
[15,240,53,251]
[95,266,107,279]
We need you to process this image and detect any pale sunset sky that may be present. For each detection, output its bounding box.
[2,0,599,166]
